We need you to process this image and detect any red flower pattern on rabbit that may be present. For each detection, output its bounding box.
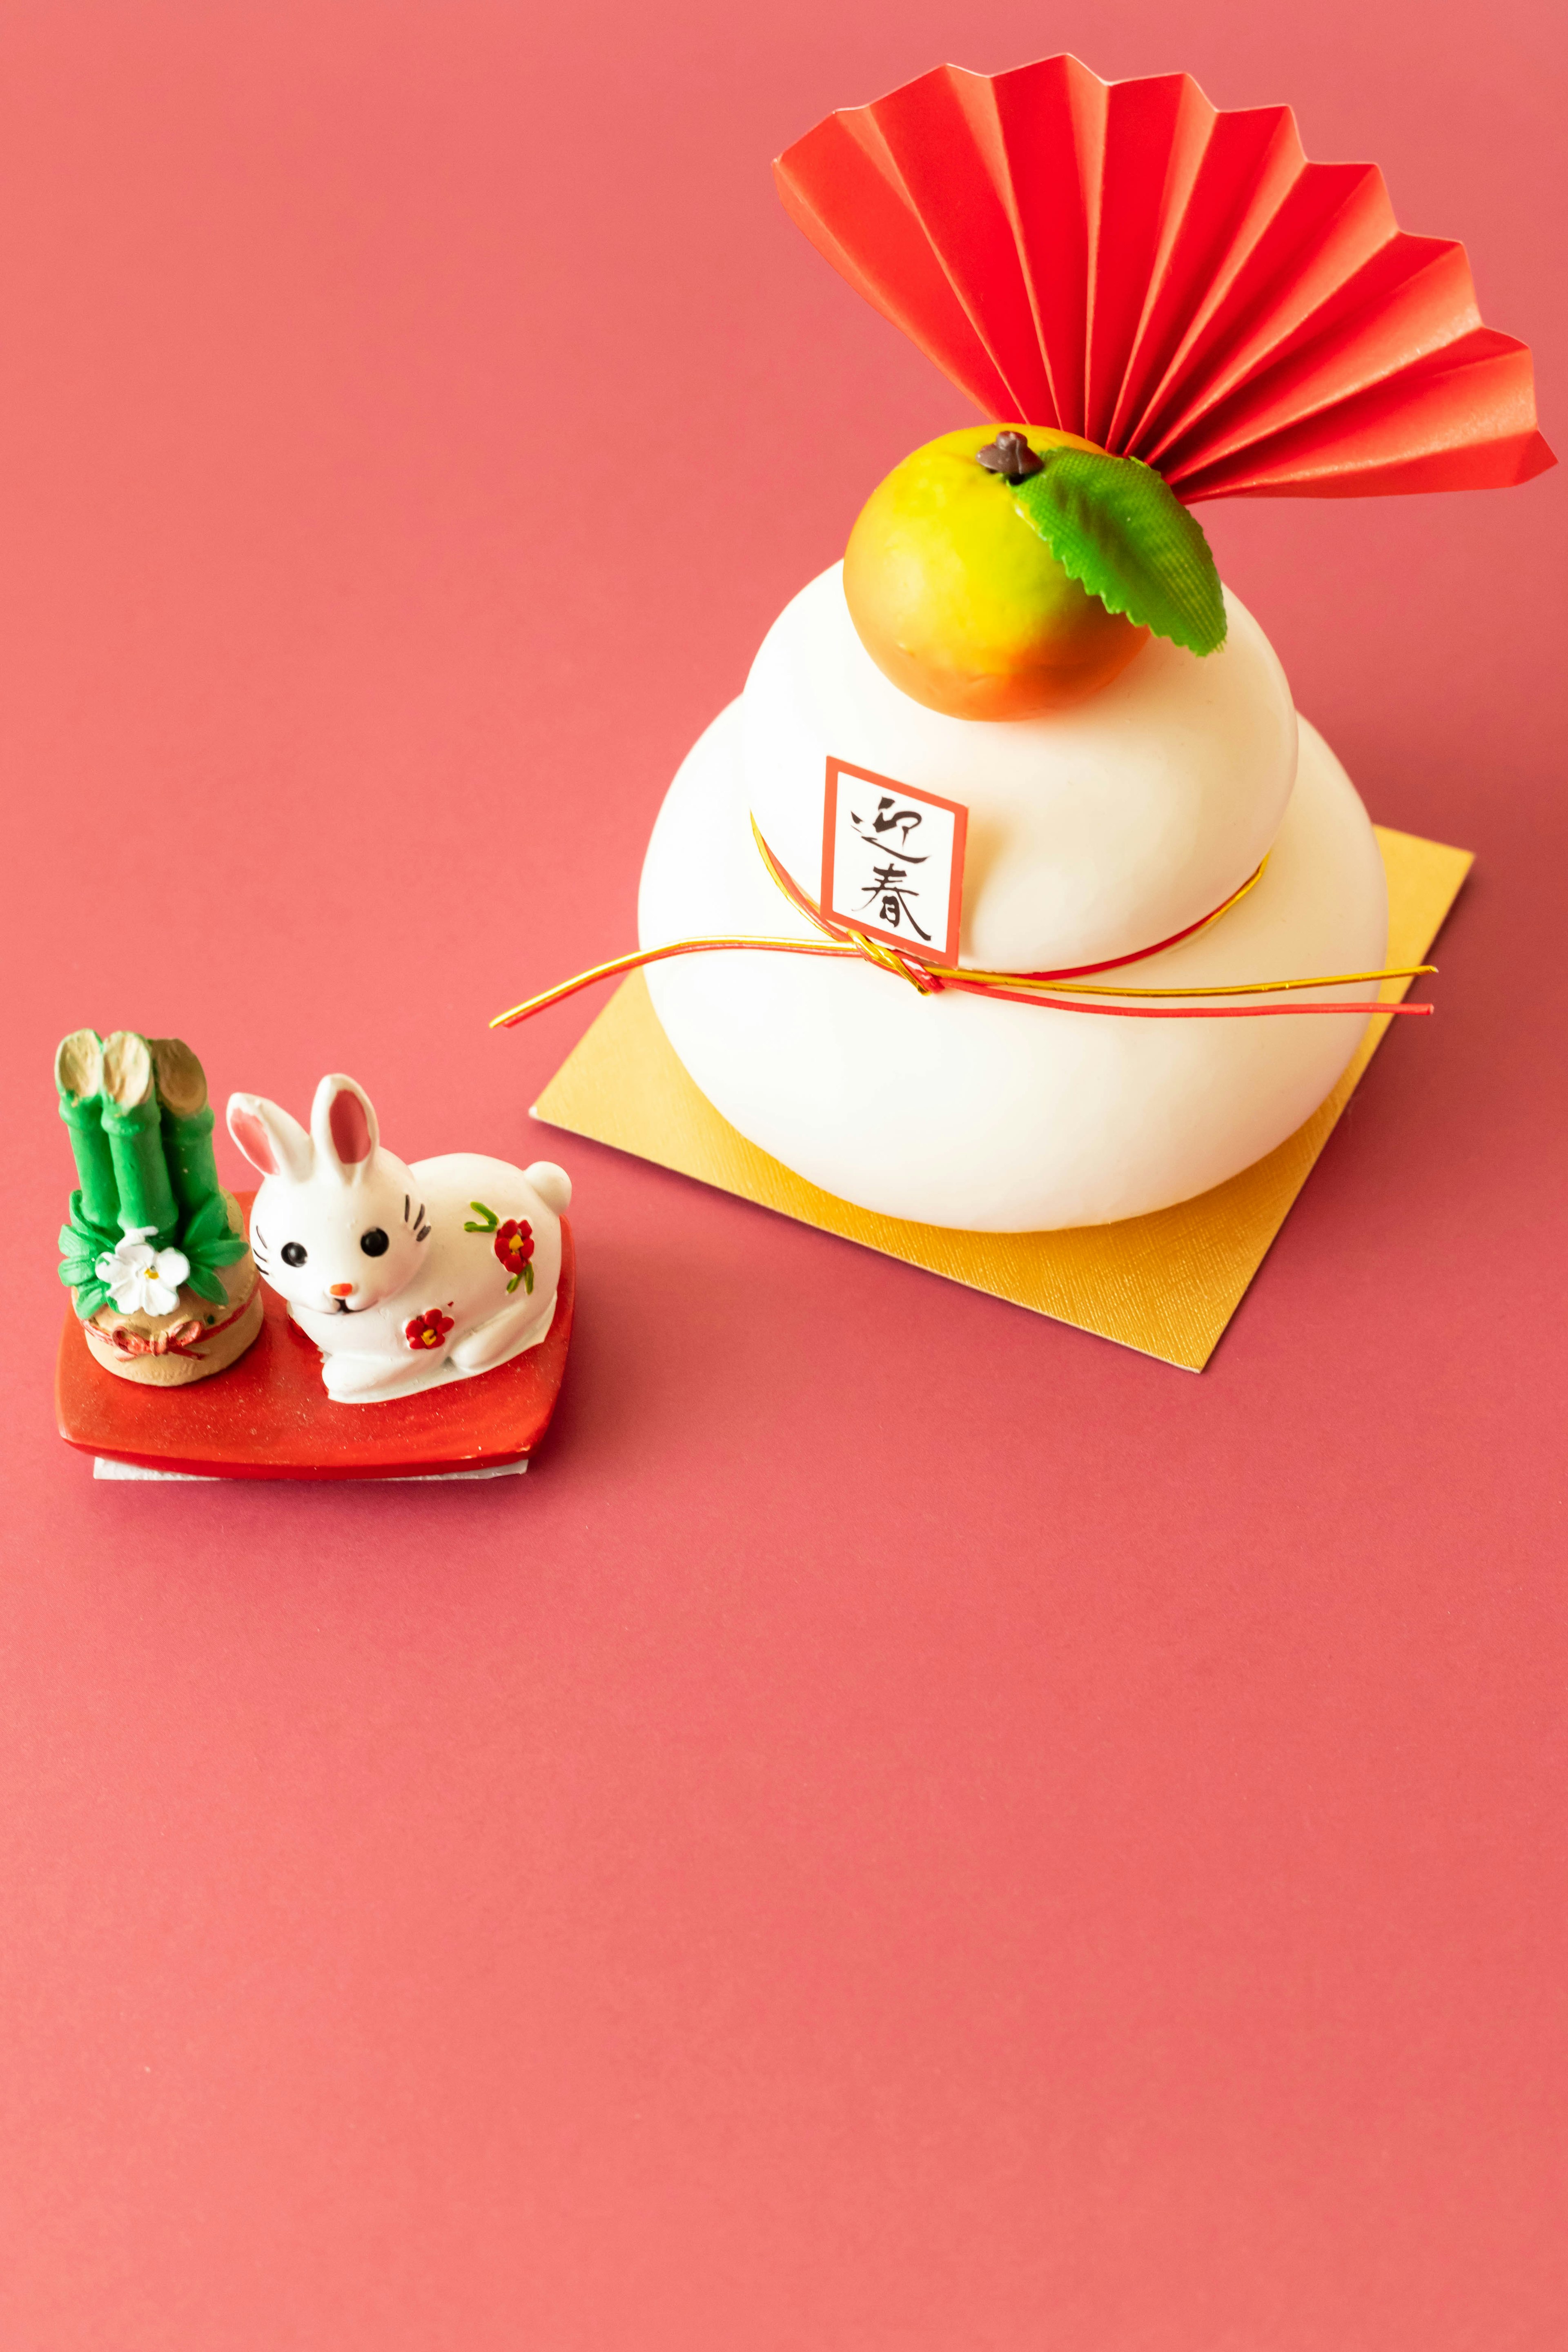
[405,1306,455,1351]
[495,1219,533,1278]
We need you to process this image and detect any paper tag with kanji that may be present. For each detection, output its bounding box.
[819,760,967,966]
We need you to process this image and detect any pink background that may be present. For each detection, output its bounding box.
[3,3,1563,2345]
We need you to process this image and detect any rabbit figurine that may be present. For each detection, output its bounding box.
[225,1072,570,1403]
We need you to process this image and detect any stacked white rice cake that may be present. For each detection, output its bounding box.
[638,565,1386,1232]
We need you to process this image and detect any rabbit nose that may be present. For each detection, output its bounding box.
[329,1283,354,1297]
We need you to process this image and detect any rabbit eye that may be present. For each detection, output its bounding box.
[360,1228,390,1258]
[281,1242,307,1267]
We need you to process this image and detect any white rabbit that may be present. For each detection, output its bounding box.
[225,1072,571,1404]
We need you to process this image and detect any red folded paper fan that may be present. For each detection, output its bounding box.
[775,54,1553,501]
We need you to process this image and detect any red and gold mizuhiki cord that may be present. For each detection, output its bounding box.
[490,817,1434,1031]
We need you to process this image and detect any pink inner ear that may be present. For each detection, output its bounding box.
[229,1110,278,1176]
[328,1087,373,1164]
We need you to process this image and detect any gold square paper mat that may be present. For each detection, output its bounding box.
[531,826,1471,1370]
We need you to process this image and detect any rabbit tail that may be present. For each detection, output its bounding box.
[525,1161,572,1216]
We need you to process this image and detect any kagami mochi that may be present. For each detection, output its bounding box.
[641,451,1359,1231]
[497,53,1550,1241]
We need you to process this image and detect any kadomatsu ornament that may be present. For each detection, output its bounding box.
[56,1030,261,1386]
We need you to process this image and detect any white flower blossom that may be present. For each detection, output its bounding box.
[95,1225,191,1318]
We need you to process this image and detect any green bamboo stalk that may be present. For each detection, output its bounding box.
[100,1032,179,1242]
[149,1036,225,1223]
[54,1029,119,1230]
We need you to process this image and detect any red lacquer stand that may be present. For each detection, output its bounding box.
[56,1194,575,1481]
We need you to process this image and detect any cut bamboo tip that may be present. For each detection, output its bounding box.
[54,1029,104,1102]
[149,1036,208,1118]
[101,1031,154,1110]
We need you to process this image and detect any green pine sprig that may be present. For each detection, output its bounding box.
[59,1188,248,1318]
[180,1191,248,1305]
[58,1191,119,1321]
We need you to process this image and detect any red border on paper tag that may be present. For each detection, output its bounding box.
[819,759,968,968]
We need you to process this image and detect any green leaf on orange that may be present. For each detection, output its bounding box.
[1010,450,1226,657]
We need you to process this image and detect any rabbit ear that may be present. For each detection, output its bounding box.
[226,1093,313,1183]
[310,1074,380,1175]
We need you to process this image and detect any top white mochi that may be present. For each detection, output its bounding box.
[742,564,1297,973]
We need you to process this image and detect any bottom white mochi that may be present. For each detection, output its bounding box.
[637,701,1389,1232]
